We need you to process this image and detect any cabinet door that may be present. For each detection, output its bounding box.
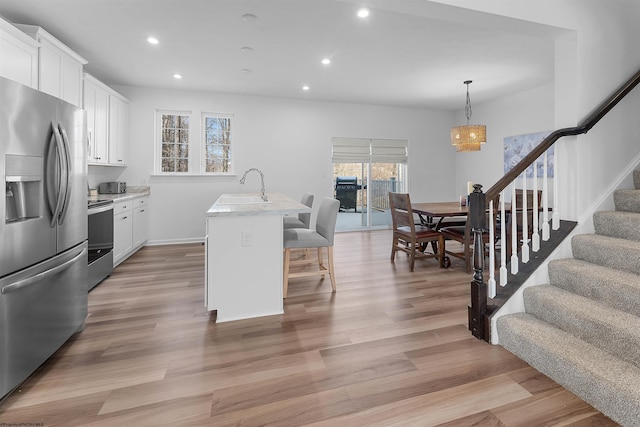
[38,38,62,99]
[113,209,133,264]
[84,79,109,164]
[35,35,84,106]
[60,56,83,107]
[0,20,38,88]
[109,95,129,165]
[132,204,148,249]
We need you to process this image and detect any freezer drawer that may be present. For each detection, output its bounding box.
[0,241,88,400]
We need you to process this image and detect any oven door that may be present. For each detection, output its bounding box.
[87,203,113,290]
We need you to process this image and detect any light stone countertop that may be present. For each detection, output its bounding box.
[206,193,311,217]
[88,186,150,203]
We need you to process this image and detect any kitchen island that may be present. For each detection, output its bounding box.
[205,193,311,322]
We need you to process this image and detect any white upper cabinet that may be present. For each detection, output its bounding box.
[84,74,109,164]
[0,17,39,88]
[109,93,129,165]
[15,24,87,107]
[84,73,129,166]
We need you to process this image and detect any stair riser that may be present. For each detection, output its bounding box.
[498,314,640,427]
[572,235,640,275]
[548,259,640,317]
[594,210,640,241]
[613,189,640,213]
[523,286,640,368]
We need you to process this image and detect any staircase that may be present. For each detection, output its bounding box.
[497,170,640,427]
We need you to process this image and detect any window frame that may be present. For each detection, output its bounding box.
[201,112,235,175]
[155,109,193,175]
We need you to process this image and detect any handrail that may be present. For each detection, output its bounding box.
[468,68,640,342]
[485,69,640,203]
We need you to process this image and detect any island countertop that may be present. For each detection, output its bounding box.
[206,193,311,217]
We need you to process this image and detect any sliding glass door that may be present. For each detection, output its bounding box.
[332,138,408,231]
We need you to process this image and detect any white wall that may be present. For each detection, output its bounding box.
[103,87,456,244]
[453,83,555,197]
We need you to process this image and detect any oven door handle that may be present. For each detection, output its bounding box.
[88,204,114,215]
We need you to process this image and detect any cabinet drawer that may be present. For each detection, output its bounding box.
[113,201,133,215]
[134,197,148,208]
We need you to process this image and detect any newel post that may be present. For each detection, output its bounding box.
[468,184,488,340]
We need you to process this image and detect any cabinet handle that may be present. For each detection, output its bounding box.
[122,216,128,220]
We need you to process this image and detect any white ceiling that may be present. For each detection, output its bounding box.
[0,0,560,110]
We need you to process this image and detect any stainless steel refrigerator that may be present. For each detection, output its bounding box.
[0,76,88,400]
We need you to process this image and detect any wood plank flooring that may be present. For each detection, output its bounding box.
[0,230,618,426]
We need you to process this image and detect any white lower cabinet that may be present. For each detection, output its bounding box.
[132,198,149,249]
[113,196,149,266]
[113,200,133,265]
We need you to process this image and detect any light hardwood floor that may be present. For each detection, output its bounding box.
[0,230,617,426]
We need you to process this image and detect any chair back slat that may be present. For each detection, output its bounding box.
[389,192,416,232]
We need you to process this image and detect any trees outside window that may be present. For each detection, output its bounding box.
[203,114,233,173]
[159,111,190,173]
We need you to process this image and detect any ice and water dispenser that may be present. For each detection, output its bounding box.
[5,154,42,223]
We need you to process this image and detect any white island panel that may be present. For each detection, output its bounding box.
[205,193,310,322]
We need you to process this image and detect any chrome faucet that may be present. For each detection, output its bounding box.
[239,168,267,201]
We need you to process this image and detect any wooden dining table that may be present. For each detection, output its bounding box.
[411,201,470,230]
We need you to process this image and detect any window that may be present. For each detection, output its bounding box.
[158,111,191,173]
[155,110,234,175]
[202,113,233,174]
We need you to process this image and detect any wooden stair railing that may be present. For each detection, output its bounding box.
[468,68,640,342]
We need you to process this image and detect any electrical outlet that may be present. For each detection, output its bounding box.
[241,231,252,246]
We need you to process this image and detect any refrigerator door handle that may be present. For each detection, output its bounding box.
[47,121,68,227]
[57,123,72,225]
[0,247,87,295]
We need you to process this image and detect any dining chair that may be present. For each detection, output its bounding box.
[283,192,314,229]
[439,195,500,273]
[283,197,339,298]
[389,192,444,272]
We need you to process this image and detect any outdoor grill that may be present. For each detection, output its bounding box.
[335,176,362,211]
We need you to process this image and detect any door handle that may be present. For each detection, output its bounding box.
[1,248,86,294]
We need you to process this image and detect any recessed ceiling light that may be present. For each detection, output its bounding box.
[321,58,331,65]
[240,46,254,54]
[173,73,182,79]
[357,8,370,18]
[242,13,258,22]
[302,85,310,91]
[147,36,159,45]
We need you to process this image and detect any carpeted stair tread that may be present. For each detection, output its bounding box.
[613,189,640,213]
[549,258,640,317]
[572,234,640,275]
[594,210,640,241]
[498,313,640,427]
[523,285,640,368]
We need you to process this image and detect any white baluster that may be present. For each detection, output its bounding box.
[500,190,507,287]
[552,145,560,230]
[542,151,550,240]
[510,182,519,274]
[488,199,496,298]
[532,157,540,251]
[521,170,530,263]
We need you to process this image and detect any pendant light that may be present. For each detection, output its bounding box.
[451,80,486,152]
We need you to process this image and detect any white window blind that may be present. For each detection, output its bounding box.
[332,137,407,164]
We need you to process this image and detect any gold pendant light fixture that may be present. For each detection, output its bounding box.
[451,80,486,152]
